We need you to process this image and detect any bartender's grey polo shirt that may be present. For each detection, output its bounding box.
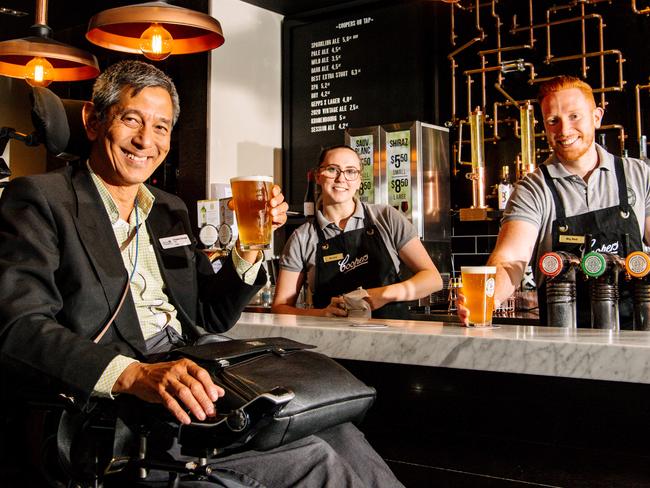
[503,144,650,286]
[280,199,418,293]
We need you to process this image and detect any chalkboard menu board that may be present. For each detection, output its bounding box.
[282,0,447,209]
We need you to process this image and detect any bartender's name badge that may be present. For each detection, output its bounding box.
[323,253,344,263]
[559,235,584,244]
[159,234,192,249]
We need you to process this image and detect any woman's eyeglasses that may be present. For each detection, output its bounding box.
[319,165,361,181]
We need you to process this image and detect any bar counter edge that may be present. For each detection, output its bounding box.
[229,312,650,385]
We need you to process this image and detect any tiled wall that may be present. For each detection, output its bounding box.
[450,217,502,276]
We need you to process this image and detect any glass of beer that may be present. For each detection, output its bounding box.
[230,176,274,251]
[460,266,497,327]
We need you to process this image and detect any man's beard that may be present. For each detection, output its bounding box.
[551,132,594,162]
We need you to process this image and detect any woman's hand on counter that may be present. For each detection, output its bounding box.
[322,296,349,317]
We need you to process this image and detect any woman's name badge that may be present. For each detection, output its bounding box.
[323,253,344,263]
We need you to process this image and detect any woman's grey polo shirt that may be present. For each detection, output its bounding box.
[279,200,418,294]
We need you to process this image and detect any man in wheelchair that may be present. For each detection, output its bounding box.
[0,60,403,487]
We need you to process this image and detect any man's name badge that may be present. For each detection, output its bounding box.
[559,235,585,244]
[159,234,192,249]
[323,253,344,263]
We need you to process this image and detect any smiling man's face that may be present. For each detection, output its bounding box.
[541,87,603,164]
[85,85,173,190]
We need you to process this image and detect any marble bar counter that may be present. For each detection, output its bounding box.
[228,312,650,385]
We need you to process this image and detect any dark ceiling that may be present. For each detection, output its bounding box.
[0,0,372,42]
[240,0,375,17]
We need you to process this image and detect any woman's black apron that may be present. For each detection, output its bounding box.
[538,156,641,328]
[312,204,408,319]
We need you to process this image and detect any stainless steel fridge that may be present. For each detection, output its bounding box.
[346,121,450,243]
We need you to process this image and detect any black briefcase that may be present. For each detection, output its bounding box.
[169,336,376,450]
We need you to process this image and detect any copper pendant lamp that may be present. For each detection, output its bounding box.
[86,1,225,61]
[0,0,100,87]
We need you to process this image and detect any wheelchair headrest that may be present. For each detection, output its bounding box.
[30,87,90,161]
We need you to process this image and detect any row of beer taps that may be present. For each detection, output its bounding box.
[447,0,649,212]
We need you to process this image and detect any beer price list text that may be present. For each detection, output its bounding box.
[308,16,373,134]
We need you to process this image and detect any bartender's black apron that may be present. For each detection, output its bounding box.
[538,156,641,328]
[312,204,408,319]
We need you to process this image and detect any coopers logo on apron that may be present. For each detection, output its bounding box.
[591,240,620,254]
[339,253,369,273]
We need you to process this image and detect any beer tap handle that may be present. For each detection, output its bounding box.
[625,251,650,279]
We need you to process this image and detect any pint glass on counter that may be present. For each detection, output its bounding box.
[460,266,497,327]
[230,176,273,251]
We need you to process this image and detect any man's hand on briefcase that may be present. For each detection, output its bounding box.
[112,358,224,425]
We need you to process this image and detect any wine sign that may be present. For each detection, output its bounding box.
[385,129,412,220]
[346,126,380,204]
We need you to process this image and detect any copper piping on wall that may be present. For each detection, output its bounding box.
[514,9,617,108]
[448,36,482,123]
[466,74,474,116]
[546,1,588,77]
[451,0,488,42]
[478,44,533,56]
[510,0,536,49]
[480,54,487,108]
[544,13,603,65]
[461,0,489,41]
[490,0,501,84]
[491,84,520,142]
[463,60,537,80]
[549,50,626,94]
[463,62,537,114]
[450,1,457,46]
[491,84,516,141]
[494,83,518,104]
[635,82,650,157]
[597,124,626,156]
[527,0,535,47]
[491,104,518,142]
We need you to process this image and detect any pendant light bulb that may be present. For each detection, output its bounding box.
[24,56,54,87]
[139,23,173,61]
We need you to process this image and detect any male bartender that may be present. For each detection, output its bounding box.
[459,75,650,328]
[0,60,403,487]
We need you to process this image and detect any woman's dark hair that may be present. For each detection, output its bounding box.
[317,144,360,165]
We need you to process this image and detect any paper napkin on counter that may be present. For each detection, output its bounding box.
[342,288,372,319]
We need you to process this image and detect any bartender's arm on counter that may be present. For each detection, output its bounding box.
[485,221,537,308]
[272,145,442,319]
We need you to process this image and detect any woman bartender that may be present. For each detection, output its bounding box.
[272,145,442,319]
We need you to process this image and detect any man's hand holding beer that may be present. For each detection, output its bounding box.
[228,183,288,264]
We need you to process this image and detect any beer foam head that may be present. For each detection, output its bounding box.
[461,266,497,274]
[230,175,274,183]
